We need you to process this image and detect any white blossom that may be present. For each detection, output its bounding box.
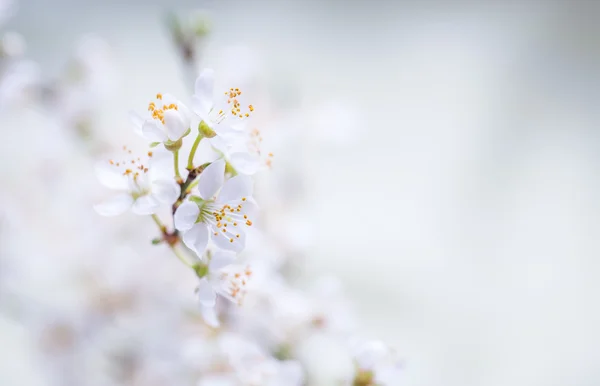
[192,68,254,137]
[130,92,192,144]
[195,251,252,325]
[94,147,179,216]
[174,159,256,255]
[350,339,403,385]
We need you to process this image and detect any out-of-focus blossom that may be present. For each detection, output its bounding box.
[1,31,25,57]
[350,339,403,385]
[218,333,304,386]
[0,60,39,108]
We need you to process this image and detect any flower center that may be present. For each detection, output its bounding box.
[210,87,254,125]
[107,146,153,186]
[201,199,254,244]
[218,265,252,305]
[147,93,178,124]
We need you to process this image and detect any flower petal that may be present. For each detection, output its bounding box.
[209,251,236,272]
[196,278,216,307]
[93,193,133,216]
[95,161,129,190]
[217,174,253,203]
[131,195,160,215]
[208,135,230,154]
[142,120,167,142]
[129,110,145,134]
[164,109,188,140]
[353,340,388,370]
[230,152,261,175]
[197,159,225,200]
[200,304,220,328]
[151,179,180,205]
[182,223,209,256]
[174,201,200,231]
[193,68,214,116]
[212,227,246,253]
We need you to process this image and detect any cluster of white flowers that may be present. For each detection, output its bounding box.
[92,65,401,384]
[0,6,401,386]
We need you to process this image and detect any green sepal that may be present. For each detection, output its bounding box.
[199,120,216,138]
[189,195,205,205]
[150,142,161,148]
[193,262,209,278]
[164,138,183,152]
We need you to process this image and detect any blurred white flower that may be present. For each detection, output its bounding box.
[219,333,304,386]
[0,60,39,109]
[350,339,403,385]
[130,93,192,144]
[194,251,253,326]
[295,332,354,386]
[174,159,256,254]
[1,31,25,57]
[94,147,179,216]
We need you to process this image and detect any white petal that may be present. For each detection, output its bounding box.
[182,223,209,256]
[164,109,188,140]
[212,226,246,253]
[217,175,253,203]
[374,364,402,385]
[151,179,180,204]
[208,135,230,154]
[129,110,145,133]
[95,161,129,190]
[142,120,167,142]
[174,201,200,231]
[148,147,174,179]
[273,360,305,386]
[160,93,178,106]
[197,159,225,200]
[209,251,236,272]
[131,195,160,215]
[93,193,133,216]
[200,304,220,328]
[196,278,216,307]
[240,199,259,219]
[191,95,211,121]
[230,152,261,175]
[194,137,222,165]
[193,68,214,115]
[212,121,237,137]
[353,340,388,370]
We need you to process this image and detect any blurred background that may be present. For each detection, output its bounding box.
[2,0,600,385]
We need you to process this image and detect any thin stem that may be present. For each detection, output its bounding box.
[187,180,199,191]
[174,149,181,179]
[187,131,204,170]
[151,214,164,229]
[150,214,194,268]
[169,244,194,268]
